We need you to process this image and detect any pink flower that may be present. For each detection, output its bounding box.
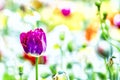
[113,14,120,28]
[61,8,71,16]
[0,0,5,11]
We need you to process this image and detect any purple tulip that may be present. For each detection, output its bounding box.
[61,8,71,16]
[113,14,120,28]
[20,28,47,57]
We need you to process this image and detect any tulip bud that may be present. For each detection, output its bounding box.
[96,40,113,59]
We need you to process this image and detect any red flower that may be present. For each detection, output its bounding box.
[23,52,47,65]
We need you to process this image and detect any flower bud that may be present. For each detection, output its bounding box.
[18,65,23,76]
[103,12,107,20]
[96,40,112,59]
[67,41,74,53]
[59,32,65,41]
[95,1,101,11]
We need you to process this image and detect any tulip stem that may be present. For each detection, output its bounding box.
[20,75,22,80]
[36,57,39,80]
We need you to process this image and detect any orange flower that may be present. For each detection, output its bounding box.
[85,19,99,41]
[107,11,119,26]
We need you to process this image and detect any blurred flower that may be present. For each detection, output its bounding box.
[113,14,120,28]
[40,7,85,31]
[31,0,43,10]
[23,53,36,65]
[61,8,71,16]
[20,28,47,57]
[96,40,112,59]
[107,12,118,26]
[85,19,99,41]
[23,53,47,65]
[0,0,5,11]
[39,55,47,64]
[0,14,8,30]
[53,71,69,80]
[0,51,2,61]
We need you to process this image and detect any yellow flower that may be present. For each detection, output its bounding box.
[31,0,43,10]
[41,7,85,31]
[0,14,8,30]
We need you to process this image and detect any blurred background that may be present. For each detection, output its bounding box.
[0,0,120,80]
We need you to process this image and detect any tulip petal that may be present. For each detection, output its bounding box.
[20,32,29,53]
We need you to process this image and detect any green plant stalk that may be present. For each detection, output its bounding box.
[104,58,115,80]
[36,57,39,80]
[60,46,64,69]
[20,75,22,80]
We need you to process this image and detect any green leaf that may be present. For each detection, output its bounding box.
[112,56,116,58]
[36,21,44,28]
[69,73,74,80]
[86,63,93,69]
[96,72,106,80]
[49,64,57,75]
[66,63,72,69]
[40,72,50,79]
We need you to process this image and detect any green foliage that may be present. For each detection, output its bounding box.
[49,64,57,75]
[69,73,74,80]
[36,21,45,28]
[96,72,106,80]
[3,72,16,80]
[86,63,93,69]
[40,72,50,79]
[66,62,72,69]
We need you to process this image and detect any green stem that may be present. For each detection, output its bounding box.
[36,57,39,80]
[20,75,22,80]
[107,40,120,51]
[60,46,64,69]
[104,58,113,80]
